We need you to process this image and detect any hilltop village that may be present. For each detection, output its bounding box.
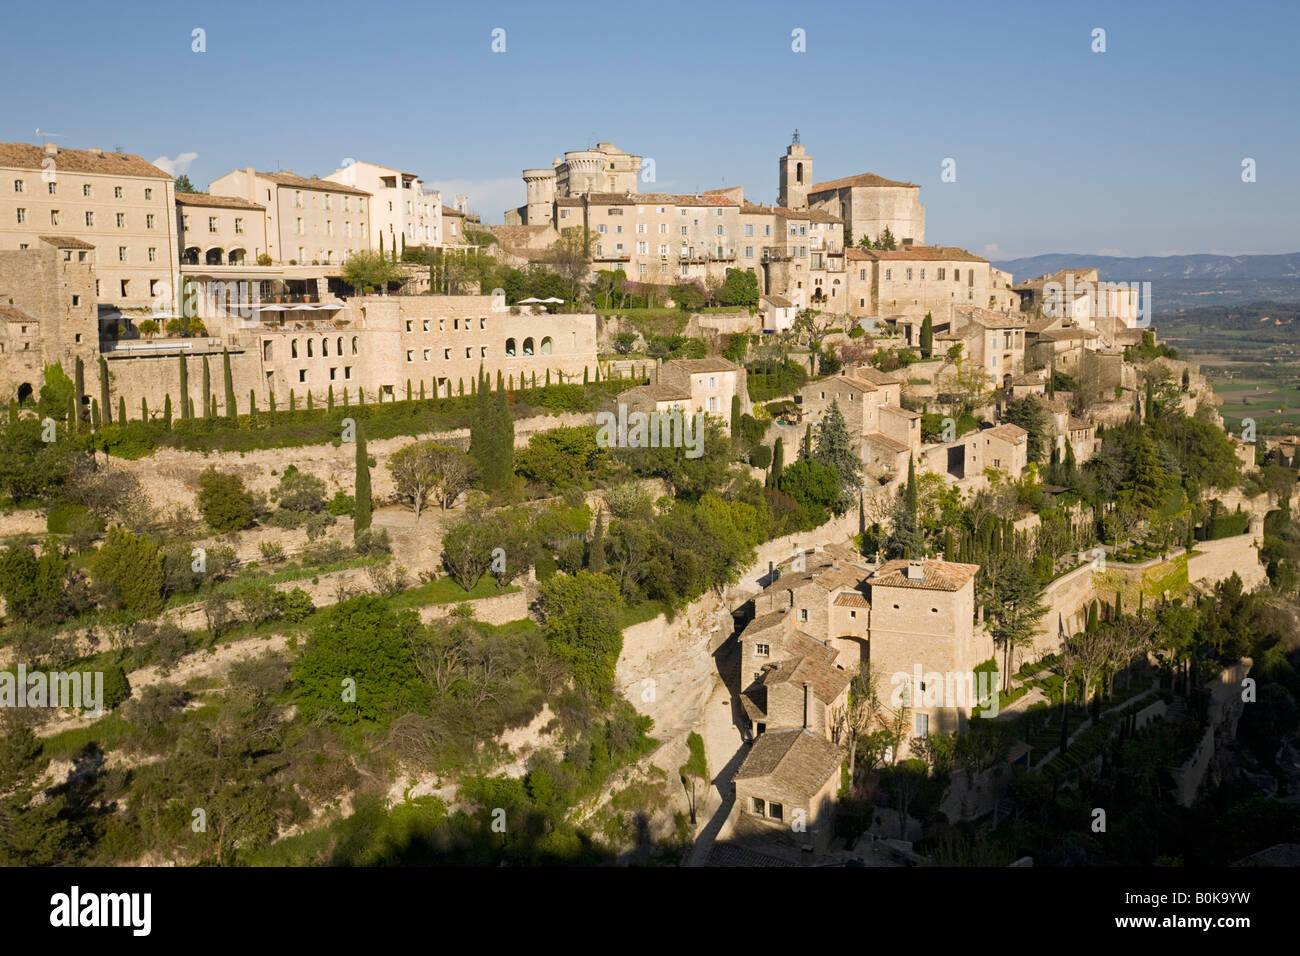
[0,134,1297,868]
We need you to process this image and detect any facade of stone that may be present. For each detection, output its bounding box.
[324,160,442,252]
[0,142,178,309]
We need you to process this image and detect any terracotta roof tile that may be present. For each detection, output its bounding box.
[733,728,843,795]
[871,558,979,591]
[176,192,265,210]
[810,172,917,191]
[256,170,370,195]
[0,143,170,179]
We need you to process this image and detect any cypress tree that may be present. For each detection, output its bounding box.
[141,396,149,422]
[358,386,364,404]
[1114,591,1122,619]
[328,384,335,410]
[223,348,236,421]
[1086,600,1099,632]
[905,456,918,514]
[74,357,85,425]
[306,391,314,410]
[583,366,589,386]
[495,386,514,489]
[179,355,191,419]
[730,394,741,437]
[91,398,100,430]
[508,374,514,392]
[67,391,77,430]
[545,368,551,386]
[406,379,412,401]
[289,389,296,412]
[496,369,504,392]
[353,422,372,538]
[202,356,212,418]
[920,312,934,359]
[458,378,464,396]
[419,381,425,401]
[342,388,348,407]
[589,508,607,572]
[163,394,173,429]
[801,424,812,460]
[117,395,126,424]
[270,391,277,416]
[99,356,112,423]
[531,371,537,388]
[8,398,16,424]
[249,389,257,415]
[769,437,784,487]
[188,397,196,419]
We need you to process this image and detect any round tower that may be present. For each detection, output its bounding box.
[523,168,556,225]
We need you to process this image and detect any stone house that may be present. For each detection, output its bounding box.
[732,726,844,854]
[618,357,748,432]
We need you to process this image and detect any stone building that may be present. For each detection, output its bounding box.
[208,167,372,267]
[505,142,644,226]
[0,237,99,402]
[932,306,1028,387]
[324,160,442,252]
[618,357,748,431]
[176,192,269,267]
[796,368,919,478]
[736,548,991,767]
[793,140,925,247]
[0,142,178,310]
[732,726,844,854]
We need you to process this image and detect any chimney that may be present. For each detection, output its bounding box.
[43,142,57,157]
[905,559,925,582]
[803,680,812,730]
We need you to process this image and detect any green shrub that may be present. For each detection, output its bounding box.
[47,501,101,535]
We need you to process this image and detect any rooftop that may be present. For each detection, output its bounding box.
[810,172,918,192]
[0,142,170,179]
[846,245,986,263]
[176,192,265,210]
[871,558,980,591]
[733,728,843,795]
[254,170,370,195]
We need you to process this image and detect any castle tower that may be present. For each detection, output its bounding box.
[779,133,812,210]
[522,168,557,225]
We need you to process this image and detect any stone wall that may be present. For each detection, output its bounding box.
[419,589,528,627]
[1188,532,1267,592]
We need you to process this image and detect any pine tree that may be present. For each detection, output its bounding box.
[589,508,607,573]
[163,394,173,429]
[223,348,236,421]
[814,399,860,510]
[353,422,372,539]
[178,355,190,419]
[920,312,934,359]
[99,356,112,423]
[202,356,212,418]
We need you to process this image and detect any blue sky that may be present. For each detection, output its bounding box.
[3,0,1297,259]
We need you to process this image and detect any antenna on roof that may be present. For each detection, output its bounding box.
[792,128,800,145]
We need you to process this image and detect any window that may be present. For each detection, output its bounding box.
[72,295,79,306]
[755,643,770,657]
[50,209,60,225]
[906,268,913,280]
[113,212,124,228]
[406,350,414,362]
[345,366,352,379]
[144,188,152,200]
[119,280,128,296]
[146,214,155,229]
[768,803,784,822]
[752,798,765,816]
[799,609,808,622]
[148,247,157,262]
[234,217,243,234]
[15,208,24,224]
[298,370,307,382]
[914,713,929,739]
[715,225,724,236]
[296,218,304,235]
[13,179,23,193]
[885,268,891,280]
[48,182,57,195]
[444,348,451,360]
[938,267,946,280]
[206,216,216,233]
[744,224,754,237]
[83,184,92,197]
[423,349,430,361]
[329,367,337,380]
[114,186,123,199]
[77,213,95,228]
[118,246,127,262]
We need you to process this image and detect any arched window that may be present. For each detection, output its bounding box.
[307,339,314,357]
[321,338,328,357]
[337,336,343,355]
[291,339,299,358]
[351,337,358,355]
[523,337,534,356]
[505,338,516,356]
[796,162,804,184]
[539,336,553,355]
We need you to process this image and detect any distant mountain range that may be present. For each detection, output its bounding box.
[992,253,1300,312]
